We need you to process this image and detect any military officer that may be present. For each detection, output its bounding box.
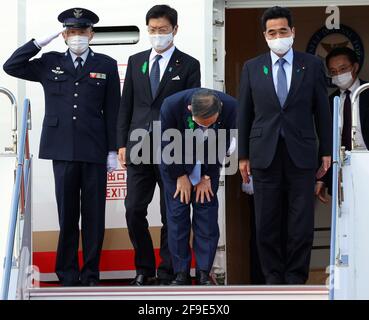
[3,7,121,286]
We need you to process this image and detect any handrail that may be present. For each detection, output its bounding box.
[1,99,31,300]
[329,96,341,300]
[0,87,17,154]
[351,83,369,150]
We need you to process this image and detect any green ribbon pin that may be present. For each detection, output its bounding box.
[141,61,148,74]
[263,65,269,75]
[187,116,195,130]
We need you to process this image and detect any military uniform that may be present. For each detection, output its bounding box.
[3,8,120,286]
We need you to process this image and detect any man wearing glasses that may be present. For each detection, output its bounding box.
[117,4,201,286]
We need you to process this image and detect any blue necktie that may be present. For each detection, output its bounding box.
[189,160,201,186]
[150,55,162,98]
[277,58,288,108]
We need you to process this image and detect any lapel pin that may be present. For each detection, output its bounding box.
[141,61,148,74]
[175,59,180,66]
[263,65,269,75]
[187,116,195,130]
[168,67,173,72]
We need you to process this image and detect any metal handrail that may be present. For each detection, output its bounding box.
[351,83,369,150]
[329,96,341,300]
[1,99,31,300]
[0,87,17,154]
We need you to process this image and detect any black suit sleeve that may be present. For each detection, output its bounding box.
[104,60,121,152]
[116,56,134,149]
[160,98,187,180]
[313,59,332,157]
[237,62,255,160]
[186,59,201,88]
[3,40,43,82]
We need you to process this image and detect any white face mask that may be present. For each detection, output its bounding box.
[67,35,89,55]
[149,32,173,51]
[331,71,354,90]
[266,36,294,55]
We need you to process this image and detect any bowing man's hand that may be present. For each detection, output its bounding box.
[316,156,331,180]
[194,176,214,204]
[174,175,192,204]
[239,159,251,184]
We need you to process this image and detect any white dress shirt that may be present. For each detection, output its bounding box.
[69,49,90,68]
[271,48,293,93]
[149,45,175,81]
[338,78,365,148]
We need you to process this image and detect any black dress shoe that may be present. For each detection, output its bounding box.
[157,278,172,286]
[130,274,156,286]
[196,271,213,286]
[170,272,191,285]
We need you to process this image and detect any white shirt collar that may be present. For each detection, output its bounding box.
[271,47,293,66]
[149,45,175,62]
[340,77,360,95]
[69,48,90,64]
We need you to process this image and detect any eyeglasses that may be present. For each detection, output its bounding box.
[329,64,353,77]
[147,26,173,35]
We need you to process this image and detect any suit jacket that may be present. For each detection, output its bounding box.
[322,79,369,194]
[238,50,332,169]
[160,88,237,180]
[116,47,201,163]
[3,40,120,164]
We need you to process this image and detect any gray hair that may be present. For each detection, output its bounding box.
[191,89,222,119]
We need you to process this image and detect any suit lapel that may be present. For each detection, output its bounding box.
[284,51,305,108]
[138,50,153,100]
[61,51,77,77]
[153,48,181,102]
[261,53,281,108]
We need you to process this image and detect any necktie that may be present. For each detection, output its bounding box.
[277,58,288,108]
[342,89,352,151]
[150,55,162,98]
[189,160,201,186]
[75,57,83,74]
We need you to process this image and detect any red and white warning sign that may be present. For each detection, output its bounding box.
[106,169,127,201]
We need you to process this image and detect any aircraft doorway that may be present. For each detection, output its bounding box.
[224,4,369,284]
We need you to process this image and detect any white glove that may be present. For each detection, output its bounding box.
[241,176,254,195]
[107,151,118,173]
[34,30,63,48]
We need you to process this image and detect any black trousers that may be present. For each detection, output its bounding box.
[252,138,315,284]
[52,160,107,285]
[125,163,173,280]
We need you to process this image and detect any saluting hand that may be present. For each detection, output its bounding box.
[35,30,64,48]
[239,159,251,184]
[174,175,192,204]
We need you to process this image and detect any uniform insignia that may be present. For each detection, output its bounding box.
[90,72,106,79]
[74,9,83,18]
[52,68,64,74]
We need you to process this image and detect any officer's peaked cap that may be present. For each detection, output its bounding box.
[58,8,99,28]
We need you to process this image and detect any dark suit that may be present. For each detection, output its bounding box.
[238,50,332,284]
[322,80,369,194]
[159,88,237,274]
[116,47,200,280]
[3,40,120,285]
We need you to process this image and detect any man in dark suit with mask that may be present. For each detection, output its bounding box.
[116,4,200,285]
[3,7,120,286]
[238,6,332,284]
[316,47,369,202]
